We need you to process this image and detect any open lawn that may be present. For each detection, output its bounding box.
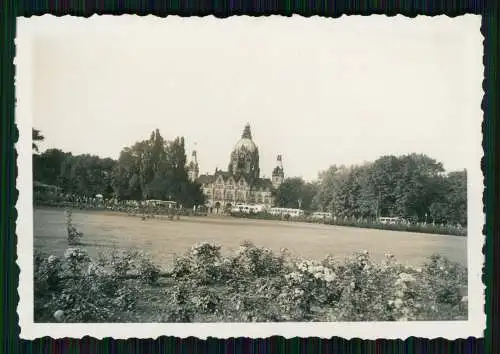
[34,208,467,267]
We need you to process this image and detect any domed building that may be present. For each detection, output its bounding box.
[188,124,284,211]
[228,124,260,184]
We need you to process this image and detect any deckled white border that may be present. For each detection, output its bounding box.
[16,14,485,340]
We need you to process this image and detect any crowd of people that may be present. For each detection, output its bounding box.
[33,192,208,217]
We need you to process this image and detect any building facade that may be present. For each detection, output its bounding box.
[187,124,284,210]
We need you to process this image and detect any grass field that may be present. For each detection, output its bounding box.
[34,208,467,268]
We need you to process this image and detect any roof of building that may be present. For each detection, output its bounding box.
[214,170,232,178]
[197,173,273,190]
[272,166,284,176]
[233,137,258,153]
[232,124,258,153]
[198,174,216,184]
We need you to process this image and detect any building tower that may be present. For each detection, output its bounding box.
[228,124,260,183]
[272,154,284,189]
[187,149,199,182]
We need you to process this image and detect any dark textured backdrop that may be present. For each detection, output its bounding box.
[1,0,498,353]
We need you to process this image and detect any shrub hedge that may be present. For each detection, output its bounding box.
[34,241,467,323]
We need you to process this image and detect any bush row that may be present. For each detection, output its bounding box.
[35,241,467,323]
[229,212,467,237]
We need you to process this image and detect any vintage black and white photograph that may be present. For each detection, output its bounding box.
[16,15,484,339]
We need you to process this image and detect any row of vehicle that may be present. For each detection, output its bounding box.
[230,204,266,214]
[310,214,406,224]
[231,204,306,217]
[230,205,409,224]
[145,200,409,224]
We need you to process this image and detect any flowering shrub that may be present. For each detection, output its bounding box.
[137,255,161,285]
[34,248,139,322]
[35,241,467,323]
[65,209,83,245]
[171,242,226,285]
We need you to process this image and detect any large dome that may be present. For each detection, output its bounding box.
[228,124,260,181]
[233,137,257,152]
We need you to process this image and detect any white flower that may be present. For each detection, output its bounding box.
[64,247,87,260]
[294,288,304,296]
[87,263,97,275]
[286,272,303,283]
[64,249,74,259]
[394,299,403,309]
[395,290,404,298]
[47,255,58,264]
[403,273,416,282]
[349,281,355,288]
[87,263,107,276]
[53,310,64,322]
[324,274,336,283]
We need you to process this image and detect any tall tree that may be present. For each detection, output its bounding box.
[429,170,467,225]
[33,148,71,184]
[111,130,204,207]
[311,154,464,224]
[311,165,339,212]
[58,154,116,197]
[275,177,317,210]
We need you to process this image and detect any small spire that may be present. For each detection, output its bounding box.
[190,143,198,165]
[276,154,283,168]
[241,124,252,139]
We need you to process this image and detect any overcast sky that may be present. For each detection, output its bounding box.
[26,15,482,181]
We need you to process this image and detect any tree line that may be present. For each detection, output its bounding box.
[33,128,205,208]
[274,154,467,226]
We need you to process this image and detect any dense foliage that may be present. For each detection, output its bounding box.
[33,149,116,197]
[33,128,205,208]
[35,241,467,323]
[275,154,467,226]
[314,155,467,225]
[274,177,318,211]
[111,129,204,207]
